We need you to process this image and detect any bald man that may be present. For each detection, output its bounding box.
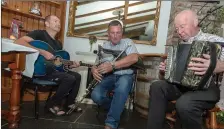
[16,15,82,116]
[147,10,224,129]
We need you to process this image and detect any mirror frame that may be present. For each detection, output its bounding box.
[67,0,161,45]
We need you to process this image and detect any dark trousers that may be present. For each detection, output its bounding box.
[147,80,220,129]
[43,71,81,107]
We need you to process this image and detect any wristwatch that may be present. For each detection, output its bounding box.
[110,62,116,72]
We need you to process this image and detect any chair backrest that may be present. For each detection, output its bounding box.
[130,68,138,93]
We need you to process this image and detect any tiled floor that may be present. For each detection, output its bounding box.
[2,101,155,129]
[2,101,213,129]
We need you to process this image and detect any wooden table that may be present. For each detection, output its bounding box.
[2,51,26,129]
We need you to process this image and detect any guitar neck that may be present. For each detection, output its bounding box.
[60,59,73,65]
[60,58,93,67]
[79,61,93,67]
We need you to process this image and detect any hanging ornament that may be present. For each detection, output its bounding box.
[1,0,7,6]
[89,35,97,52]
[29,2,41,16]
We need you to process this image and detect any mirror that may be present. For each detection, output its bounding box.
[67,0,161,45]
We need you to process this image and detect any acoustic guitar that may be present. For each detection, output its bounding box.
[29,40,92,76]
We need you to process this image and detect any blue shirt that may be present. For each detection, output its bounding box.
[100,38,138,75]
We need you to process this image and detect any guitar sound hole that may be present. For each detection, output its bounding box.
[54,57,62,66]
[63,65,69,72]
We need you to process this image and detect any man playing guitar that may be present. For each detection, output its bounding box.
[15,15,82,116]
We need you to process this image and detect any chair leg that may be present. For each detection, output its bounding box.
[45,87,54,109]
[34,85,39,119]
[125,95,132,122]
[132,92,135,110]
[210,111,218,129]
[128,93,134,111]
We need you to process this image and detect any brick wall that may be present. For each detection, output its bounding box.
[135,56,163,116]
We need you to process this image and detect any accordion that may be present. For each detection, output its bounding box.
[164,41,222,90]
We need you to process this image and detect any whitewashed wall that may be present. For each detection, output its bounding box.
[63,1,172,101]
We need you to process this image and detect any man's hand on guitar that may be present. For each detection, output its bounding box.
[188,54,210,75]
[91,66,103,82]
[70,61,80,68]
[40,49,54,60]
[97,62,113,74]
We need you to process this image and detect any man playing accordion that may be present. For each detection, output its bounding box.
[147,10,224,129]
[91,20,139,129]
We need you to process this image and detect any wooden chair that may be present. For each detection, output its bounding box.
[166,101,221,129]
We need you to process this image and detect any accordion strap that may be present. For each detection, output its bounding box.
[198,43,217,89]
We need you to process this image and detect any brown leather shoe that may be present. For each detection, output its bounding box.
[104,125,112,129]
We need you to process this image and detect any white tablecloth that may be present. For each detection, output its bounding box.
[1,38,39,78]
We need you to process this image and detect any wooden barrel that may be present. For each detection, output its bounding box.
[135,55,164,118]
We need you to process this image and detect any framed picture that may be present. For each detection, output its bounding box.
[9,19,23,40]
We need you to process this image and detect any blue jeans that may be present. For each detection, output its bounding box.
[91,74,134,128]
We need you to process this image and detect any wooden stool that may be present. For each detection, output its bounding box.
[166,101,177,129]
[165,101,221,129]
[206,106,221,129]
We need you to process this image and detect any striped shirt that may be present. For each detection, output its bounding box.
[101,38,138,75]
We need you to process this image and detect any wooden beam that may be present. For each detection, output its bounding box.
[88,27,146,38]
[75,14,155,34]
[124,1,129,20]
[124,14,155,25]
[88,22,149,35]
[128,8,157,16]
[76,6,123,18]
[90,32,107,36]
[75,8,155,27]
[126,21,149,29]
[76,1,146,18]
[129,1,147,7]
[75,24,108,34]
[124,27,145,38]
[78,1,97,6]
[75,16,119,27]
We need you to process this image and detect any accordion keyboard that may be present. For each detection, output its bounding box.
[164,45,177,82]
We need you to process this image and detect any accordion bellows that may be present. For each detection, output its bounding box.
[165,41,222,90]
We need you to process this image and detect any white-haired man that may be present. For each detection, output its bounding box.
[147,10,224,129]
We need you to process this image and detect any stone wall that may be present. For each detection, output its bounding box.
[167,1,222,45]
[135,56,163,116]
